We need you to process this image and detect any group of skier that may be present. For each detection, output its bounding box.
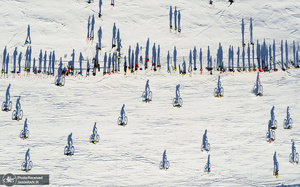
[169,6,181,33]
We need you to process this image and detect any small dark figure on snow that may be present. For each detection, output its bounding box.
[142,79,152,102]
[21,148,33,172]
[2,84,12,112]
[64,133,75,156]
[54,74,65,86]
[25,25,31,45]
[228,0,234,6]
[289,140,299,164]
[283,106,293,129]
[90,122,100,144]
[173,84,183,107]
[12,96,23,121]
[209,0,213,5]
[159,150,170,170]
[253,72,263,96]
[204,154,211,173]
[273,151,279,178]
[201,129,211,152]
[269,106,278,130]
[266,127,275,143]
[214,75,224,97]
[118,104,128,126]
[20,118,29,139]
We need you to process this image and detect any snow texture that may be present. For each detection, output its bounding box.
[0,0,300,186]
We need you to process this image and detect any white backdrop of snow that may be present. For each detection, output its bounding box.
[0,0,299,186]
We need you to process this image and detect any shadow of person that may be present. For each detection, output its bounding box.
[25,25,31,44]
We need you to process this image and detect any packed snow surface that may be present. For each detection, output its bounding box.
[0,0,299,186]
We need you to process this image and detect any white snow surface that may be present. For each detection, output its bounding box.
[0,0,300,186]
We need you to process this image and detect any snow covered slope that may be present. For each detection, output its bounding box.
[1,71,300,186]
[0,0,299,186]
[0,0,299,62]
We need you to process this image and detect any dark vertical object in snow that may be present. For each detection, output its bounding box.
[273,40,277,71]
[152,43,156,71]
[217,43,223,70]
[228,45,231,70]
[5,53,9,74]
[169,6,172,29]
[135,43,139,70]
[115,52,118,72]
[242,46,245,71]
[25,47,29,71]
[178,11,181,32]
[18,52,22,73]
[98,0,102,17]
[95,43,99,71]
[87,16,90,39]
[174,6,177,30]
[90,15,95,39]
[58,57,63,75]
[71,49,75,72]
[2,46,7,71]
[247,43,251,71]
[103,52,107,75]
[200,48,203,72]
[188,50,192,72]
[250,17,254,45]
[98,27,102,50]
[33,58,36,74]
[269,45,272,70]
[52,51,55,75]
[116,29,121,71]
[281,40,284,70]
[38,50,42,72]
[273,151,279,178]
[25,25,31,44]
[139,46,143,70]
[86,59,90,76]
[193,47,197,71]
[167,51,170,72]
[124,56,127,74]
[257,40,261,69]
[112,23,117,48]
[293,40,296,68]
[237,47,240,71]
[296,47,299,68]
[242,18,245,48]
[285,40,288,69]
[131,50,134,72]
[207,46,210,70]
[13,47,18,73]
[117,29,121,52]
[79,52,83,75]
[108,53,111,73]
[145,38,149,69]
[173,46,177,70]
[48,52,52,74]
[128,46,131,69]
[265,40,269,70]
[157,45,161,68]
[112,52,115,72]
[43,51,47,73]
[231,46,234,71]
[252,44,255,70]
